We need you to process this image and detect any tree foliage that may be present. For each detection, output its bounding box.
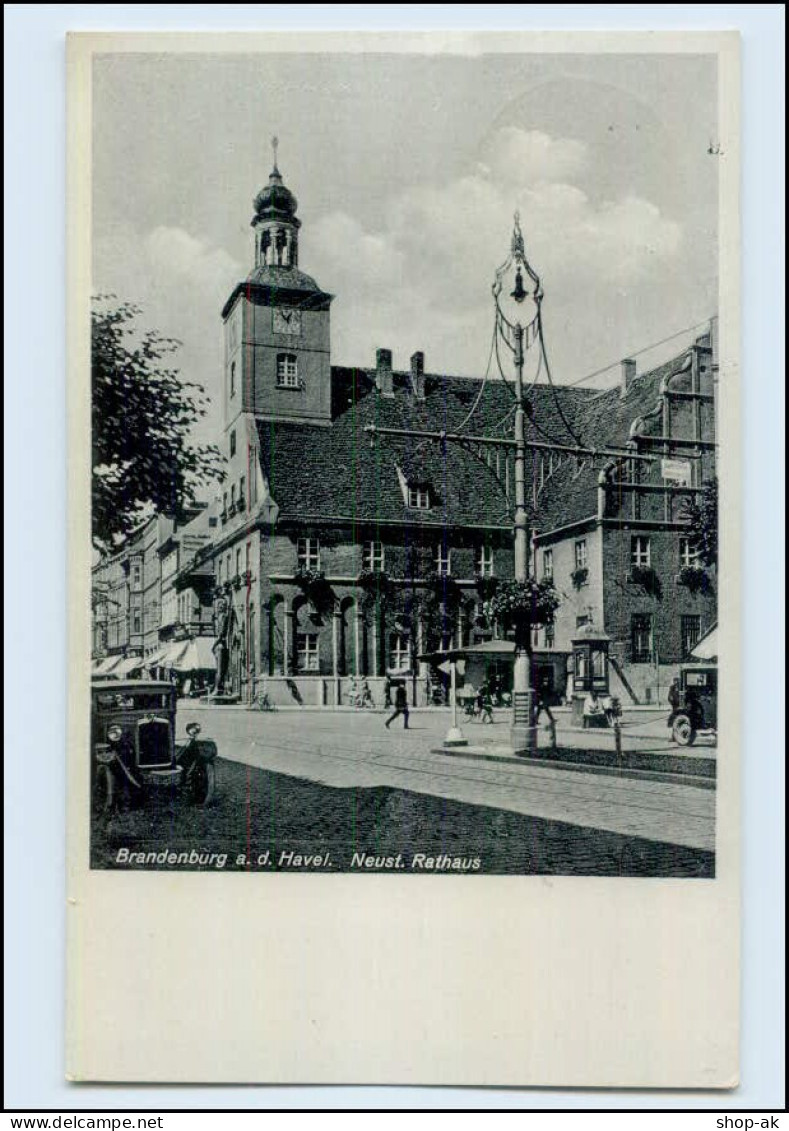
[92,297,224,552]
[681,477,718,569]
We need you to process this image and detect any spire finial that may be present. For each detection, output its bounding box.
[511,210,525,258]
[271,135,279,172]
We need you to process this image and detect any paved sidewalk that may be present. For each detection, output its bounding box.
[178,707,716,851]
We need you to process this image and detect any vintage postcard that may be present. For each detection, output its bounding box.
[67,30,740,1086]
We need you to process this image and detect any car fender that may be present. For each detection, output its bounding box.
[177,738,218,764]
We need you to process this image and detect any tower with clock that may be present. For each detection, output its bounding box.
[221,139,334,432]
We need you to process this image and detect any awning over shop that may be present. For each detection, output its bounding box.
[111,655,145,677]
[418,640,516,664]
[690,624,718,661]
[167,636,217,672]
[143,643,173,668]
[92,655,123,676]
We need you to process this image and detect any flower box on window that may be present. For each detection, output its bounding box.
[675,566,712,595]
[357,568,393,610]
[475,574,499,603]
[294,566,334,613]
[570,566,589,590]
[627,565,662,596]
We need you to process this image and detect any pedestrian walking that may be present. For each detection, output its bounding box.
[385,682,409,729]
[477,683,494,724]
[534,679,555,724]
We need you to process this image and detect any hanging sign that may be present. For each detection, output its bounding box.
[661,458,692,485]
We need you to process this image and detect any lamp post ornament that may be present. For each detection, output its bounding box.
[492,211,543,754]
[365,212,656,754]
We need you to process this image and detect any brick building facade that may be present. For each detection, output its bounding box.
[206,157,717,708]
[92,157,717,708]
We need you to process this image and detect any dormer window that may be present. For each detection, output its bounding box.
[276,353,299,389]
[407,485,430,509]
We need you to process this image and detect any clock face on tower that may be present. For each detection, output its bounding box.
[273,307,302,337]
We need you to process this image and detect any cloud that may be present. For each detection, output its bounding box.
[145,226,241,296]
[479,127,587,186]
[93,224,243,452]
[92,126,689,436]
[307,127,684,376]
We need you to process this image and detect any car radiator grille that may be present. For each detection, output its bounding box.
[137,718,171,767]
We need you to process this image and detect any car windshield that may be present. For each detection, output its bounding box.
[685,671,716,692]
[95,692,173,712]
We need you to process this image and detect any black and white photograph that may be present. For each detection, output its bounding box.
[51,26,754,1090]
[86,44,725,879]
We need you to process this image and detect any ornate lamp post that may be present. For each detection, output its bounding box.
[492,213,543,755]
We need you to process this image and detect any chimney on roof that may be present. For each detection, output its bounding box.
[410,351,425,400]
[620,357,636,399]
[376,348,394,398]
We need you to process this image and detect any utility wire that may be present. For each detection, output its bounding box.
[455,318,497,435]
[536,310,587,448]
[561,317,713,390]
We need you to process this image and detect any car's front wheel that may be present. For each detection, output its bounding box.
[188,760,216,806]
[672,714,696,746]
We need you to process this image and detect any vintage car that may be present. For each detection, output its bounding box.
[91,679,216,813]
[670,664,718,746]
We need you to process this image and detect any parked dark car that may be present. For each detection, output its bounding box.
[671,665,718,746]
[91,679,216,813]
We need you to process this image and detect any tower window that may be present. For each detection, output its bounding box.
[574,540,588,570]
[277,353,299,389]
[230,430,236,458]
[230,362,236,398]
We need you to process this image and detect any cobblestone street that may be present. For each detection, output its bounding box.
[177,705,715,853]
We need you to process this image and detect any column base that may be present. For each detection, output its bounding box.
[444,726,468,747]
[510,723,538,757]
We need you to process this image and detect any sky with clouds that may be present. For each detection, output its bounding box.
[93,50,718,446]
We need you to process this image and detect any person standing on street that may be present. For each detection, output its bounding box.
[385,682,409,729]
[667,677,681,727]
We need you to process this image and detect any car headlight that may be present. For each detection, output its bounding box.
[186,722,202,738]
[107,724,123,743]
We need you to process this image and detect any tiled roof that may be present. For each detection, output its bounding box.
[256,345,696,535]
[534,349,693,536]
[258,368,591,531]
